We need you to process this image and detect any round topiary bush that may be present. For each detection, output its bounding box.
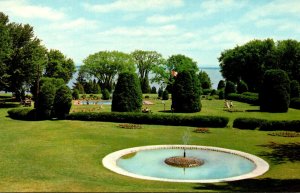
[102,89,110,100]
[162,90,169,100]
[290,80,300,98]
[112,72,142,112]
[260,69,290,112]
[53,85,72,119]
[225,81,236,98]
[36,81,56,119]
[172,70,201,112]
[237,80,248,94]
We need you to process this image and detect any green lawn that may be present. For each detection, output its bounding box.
[0,96,299,191]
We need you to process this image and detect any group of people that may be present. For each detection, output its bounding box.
[224,100,234,109]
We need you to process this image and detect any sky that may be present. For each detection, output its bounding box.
[1,0,300,67]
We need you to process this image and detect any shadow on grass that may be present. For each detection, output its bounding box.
[0,103,21,108]
[0,95,11,99]
[245,109,261,112]
[193,178,300,192]
[258,142,300,164]
[158,110,173,113]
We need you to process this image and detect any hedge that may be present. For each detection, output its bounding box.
[7,108,37,120]
[290,97,300,109]
[227,93,259,105]
[233,117,265,130]
[67,112,229,128]
[233,117,300,131]
[260,120,300,131]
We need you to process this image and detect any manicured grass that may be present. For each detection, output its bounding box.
[0,95,299,191]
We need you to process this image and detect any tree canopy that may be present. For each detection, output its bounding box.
[152,54,199,93]
[44,49,76,83]
[6,22,48,100]
[219,38,300,92]
[0,12,12,90]
[81,51,135,91]
[198,70,212,89]
[131,50,164,93]
[0,12,74,101]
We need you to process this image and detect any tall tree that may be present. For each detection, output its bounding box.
[198,70,212,89]
[219,39,276,92]
[152,54,199,93]
[6,22,47,100]
[44,49,76,84]
[81,51,135,91]
[276,40,300,84]
[0,12,12,90]
[131,50,164,93]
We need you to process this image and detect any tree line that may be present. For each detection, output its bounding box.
[219,38,300,92]
[75,51,212,95]
[0,12,75,101]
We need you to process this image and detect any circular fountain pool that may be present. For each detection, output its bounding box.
[102,145,269,183]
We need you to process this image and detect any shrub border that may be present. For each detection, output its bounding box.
[233,117,300,131]
[67,112,229,128]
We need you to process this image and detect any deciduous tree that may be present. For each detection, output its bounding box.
[81,51,135,92]
[44,49,76,84]
[131,50,164,93]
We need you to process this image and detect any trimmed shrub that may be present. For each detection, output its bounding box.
[72,89,79,100]
[91,82,101,94]
[172,70,201,113]
[242,92,259,97]
[140,77,151,94]
[260,120,300,131]
[260,69,290,112]
[36,81,56,119]
[53,85,72,119]
[217,80,225,90]
[102,89,110,100]
[227,93,259,105]
[290,80,300,98]
[237,80,248,94]
[225,81,236,98]
[233,118,265,130]
[7,108,36,120]
[202,89,212,95]
[67,112,229,128]
[151,86,157,94]
[162,90,169,100]
[290,97,300,109]
[233,117,300,132]
[158,87,163,98]
[112,72,142,112]
[211,89,217,96]
[218,89,225,99]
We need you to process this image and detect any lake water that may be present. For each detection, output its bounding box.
[68,67,223,90]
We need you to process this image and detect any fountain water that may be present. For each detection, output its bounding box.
[164,129,204,168]
[103,145,269,183]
